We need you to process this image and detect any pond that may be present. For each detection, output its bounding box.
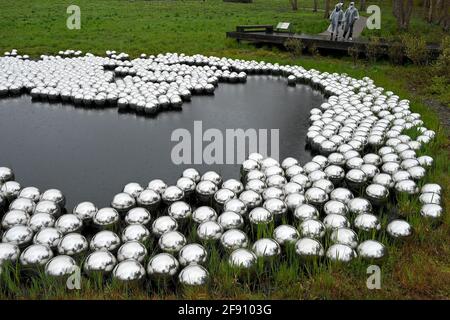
[0,75,324,209]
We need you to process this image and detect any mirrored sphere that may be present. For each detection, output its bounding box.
[294,204,319,222]
[73,202,98,222]
[330,227,358,248]
[137,189,161,209]
[117,241,147,262]
[252,238,281,258]
[386,219,413,238]
[420,203,443,219]
[93,207,120,228]
[238,190,262,209]
[324,200,348,216]
[222,179,244,195]
[220,229,248,251]
[273,225,299,245]
[217,211,244,230]
[192,206,217,224]
[168,201,192,221]
[45,255,77,277]
[299,219,326,239]
[147,179,167,194]
[112,259,146,282]
[323,214,350,230]
[197,221,223,240]
[9,198,35,215]
[295,238,325,258]
[162,186,184,204]
[0,243,20,264]
[354,213,381,232]
[57,233,88,256]
[125,207,151,225]
[418,192,441,205]
[40,189,65,208]
[147,253,179,277]
[83,250,117,273]
[152,216,178,237]
[182,168,201,183]
[223,198,247,215]
[357,240,386,260]
[228,248,257,269]
[158,230,187,253]
[34,200,61,217]
[249,207,273,224]
[348,198,373,215]
[28,213,55,232]
[2,209,30,230]
[20,244,53,267]
[2,225,34,247]
[55,214,83,234]
[326,244,357,262]
[178,264,209,286]
[111,192,135,213]
[178,243,208,266]
[90,230,121,251]
[33,227,63,249]
[421,183,441,195]
[304,187,328,205]
[18,187,40,202]
[121,224,150,243]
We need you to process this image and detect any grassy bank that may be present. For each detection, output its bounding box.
[0,0,449,300]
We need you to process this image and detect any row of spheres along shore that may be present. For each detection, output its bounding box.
[0,50,444,286]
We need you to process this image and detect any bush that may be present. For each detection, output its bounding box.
[388,40,404,65]
[433,36,450,77]
[365,37,385,63]
[402,35,429,65]
[347,45,359,65]
[308,43,319,57]
[284,38,304,58]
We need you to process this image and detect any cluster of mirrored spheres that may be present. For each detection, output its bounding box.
[0,49,444,288]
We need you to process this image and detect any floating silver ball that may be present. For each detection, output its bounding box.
[121,224,150,243]
[18,186,41,203]
[137,189,161,209]
[168,201,192,221]
[324,200,348,216]
[252,238,281,258]
[239,190,262,209]
[152,216,178,237]
[249,207,273,225]
[201,171,223,186]
[372,173,394,189]
[330,188,354,204]
[418,192,441,205]
[245,179,266,194]
[298,219,325,239]
[420,203,443,219]
[365,184,389,205]
[262,187,285,201]
[1,209,30,230]
[158,230,186,253]
[90,230,121,251]
[326,244,357,262]
[324,165,345,184]
[220,229,249,251]
[222,179,244,195]
[40,189,65,208]
[162,186,185,204]
[294,204,319,222]
[83,250,117,274]
[395,179,419,194]
[178,264,209,286]
[2,225,34,247]
[273,225,299,245]
[57,233,88,256]
[178,243,208,266]
[9,198,35,215]
[357,240,386,260]
[192,206,217,224]
[93,207,120,228]
[112,259,146,282]
[182,168,201,183]
[34,200,61,217]
[175,177,195,195]
[228,248,257,269]
[217,211,243,230]
[214,188,236,207]
[295,238,325,259]
[117,241,147,262]
[147,179,167,194]
[45,255,77,277]
[354,213,381,232]
[197,221,223,240]
[304,187,328,205]
[125,207,151,225]
[195,180,217,202]
[19,244,53,267]
[55,214,83,234]
[348,197,372,215]
[417,155,433,168]
[123,182,144,198]
[28,213,55,232]
[111,192,136,213]
[386,219,413,238]
[0,243,20,265]
[421,183,442,195]
[33,227,62,249]
[147,253,179,277]
[323,214,350,230]
[73,201,98,222]
[284,193,306,212]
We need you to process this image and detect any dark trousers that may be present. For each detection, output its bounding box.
[343,21,355,39]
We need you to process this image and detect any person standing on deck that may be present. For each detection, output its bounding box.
[342,2,359,41]
[329,4,344,41]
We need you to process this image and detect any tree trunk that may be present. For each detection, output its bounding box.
[360,0,367,11]
[290,0,298,11]
[313,0,318,12]
[393,0,414,30]
[423,0,430,20]
[428,0,435,23]
[437,0,449,31]
[324,0,331,18]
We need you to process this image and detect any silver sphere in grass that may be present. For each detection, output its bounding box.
[73,201,98,222]
[57,233,88,256]
[28,213,55,232]
[285,193,306,212]
[372,173,394,189]
[178,264,209,286]
[357,240,386,260]
[197,221,223,240]
[263,198,287,217]
[9,198,35,215]
[395,179,419,194]
[0,243,20,265]
[125,207,151,225]
[162,186,184,204]
[330,227,358,248]
[0,167,14,183]
[290,174,311,189]
[137,189,161,209]
[40,189,65,208]
[147,179,167,194]
[220,229,249,251]
[168,201,192,221]
[123,182,144,198]
[33,227,63,249]
[324,200,348,216]
[201,171,223,186]
[312,179,334,194]
[365,184,389,205]
[2,225,34,247]
[19,244,53,267]
[34,200,61,217]
[283,182,303,195]
[266,174,287,188]
[90,230,121,251]
[348,197,372,215]
[228,248,257,269]
[330,188,354,205]
[304,187,328,206]
[295,238,325,259]
[117,241,147,262]
[111,192,135,213]
[239,190,262,209]
[182,168,201,183]
[323,214,350,230]
[273,225,299,245]
[252,238,281,258]
[214,188,236,207]
[421,183,442,195]
[294,204,319,222]
[241,159,260,175]
[152,216,178,237]
[249,207,273,224]
[147,253,179,277]
[420,204,443,219]
[192,206,217,224]
[1,181,21,200]
[218,211,245,230]
[176,177,196,195]
[245,179,266,194]
[326,244,357,262]
[417,155,433,168]
[83,250,117,274]
[354,213,381,232]
[112,259,146,282]
[418,192,441,205]
[324,165,345,184]
[195,180,218,202]
[2,209,30,230]
[18,186,41,203]
[386,219,413,239]
[262,187,285,201]
[222,179,244,195]
[159,230,186,253]
[299,219,326,239]
[93,207,120,228]
[121,224,150,243]
[223,198,247,216]
[45,255,77,277]
[55,214,83,234]
[178,243,208,266]
[281,157,298,170]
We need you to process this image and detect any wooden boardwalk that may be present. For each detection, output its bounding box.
[226,25,441,57]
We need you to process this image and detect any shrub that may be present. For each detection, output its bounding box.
[347,45,359,65]
[433,36,450,77]
[388,40,404,65]
[284,38,304,58]
[402,35,429,65]
[365,37,385,63]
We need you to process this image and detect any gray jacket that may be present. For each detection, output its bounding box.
[344,6,359,24]
[330,8,344,26]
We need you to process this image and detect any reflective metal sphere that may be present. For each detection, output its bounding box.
[83,250,117,273]
[249,207,273,224]
[9,198,35,215]
[90,230,121,251]
[73,201,98,222]
[222,179,244,195]
[2,225,34,247]
[1,181,21,200]
[354,213,381,232]
[123,182,144,198]
[201,171,223,186]
[19,244,53,267]
[55,214,83,234]
[116,241,147,263]
[121,224,150,243]
[214,188,236,207]
[147,179,167,194]
[93,207,120,228]
[2,209,30,230]
[178,243,208,266]
[294,204,319,222]
[178,264,209,286]
[162,186,185,204]
[28,213,55,232]
[252,238,281,258]
[420,203,443,219]
[223,198,247,215]
[33,227,63,249]
[348,197,372,215]
[273,225,299,245]
[152,215,178,236]
[45,255,77,277]
[395,179,419,194]
[238,190,262,209]
[330,227,358,248]
[158,230,187,253]
[295,238,324,259]
[365,184,389,205]
[323,214,350,230]
[147,253,179,277]
[111,192,136,213]
[386,219,413,238]
[357,240,386,260]
[326,244,357,262]
[195,180,217,202]
[57,233,88,256]
[220,229,248,251]
[40,189,65,208]
[228,248,257,269]
[419,192,441,205]
[197,221,223,240]
[421,183,442,195]
[182,168,201,183]
[246,179,266,194]
[18,186,41,203]
[34,200,61,217]
[299,219,325,239]
[330,188,354,204]
[285,193,306,212]
[324,200,348,216]
[305,187,328,205]
[125,207,151,225]
[0,167,14,183]
[168,201,192,221]
[137,189,161,209]
[192,206,217,224]
[372,173,394,189]
[112,259,146,282]
[0,243,20,265]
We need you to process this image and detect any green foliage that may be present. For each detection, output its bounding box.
[387,40,404,65]
[284,38,304,58]
[402,34,429,65]
[365,37,385,63]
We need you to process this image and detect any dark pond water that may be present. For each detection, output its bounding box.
[0,76,324,209]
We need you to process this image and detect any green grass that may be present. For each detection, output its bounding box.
[0,0,449,300]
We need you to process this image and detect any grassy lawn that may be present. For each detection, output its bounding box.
[0,0,449,299]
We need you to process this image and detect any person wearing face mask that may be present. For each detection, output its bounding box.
[342,2,359,41]
[329,3,344,41]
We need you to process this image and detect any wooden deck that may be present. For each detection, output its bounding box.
[226,25,441,57]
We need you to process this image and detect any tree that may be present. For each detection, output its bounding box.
[360,0,367,11]
[289,0,298,11]
[324,0,331,19]
[313,0,318,12]
[436,0,449,31]
[392,0,414,30]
